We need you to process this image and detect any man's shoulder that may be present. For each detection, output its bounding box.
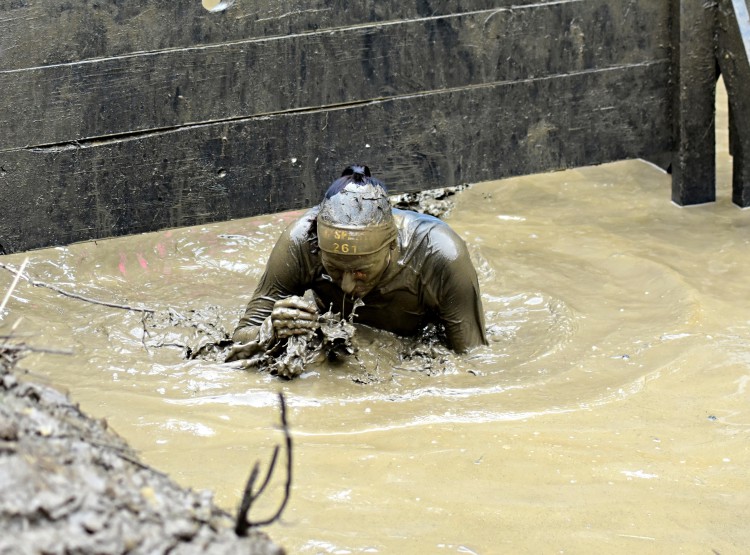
[283,206,320,244]
[393,208,466,262]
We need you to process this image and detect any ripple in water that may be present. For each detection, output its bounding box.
[3,207,700,433]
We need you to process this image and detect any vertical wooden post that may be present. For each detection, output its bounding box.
[717,0,750,207]
[671,0,718,205]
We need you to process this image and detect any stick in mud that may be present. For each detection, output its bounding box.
[235,392,294,535]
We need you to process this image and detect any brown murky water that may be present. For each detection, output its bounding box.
[2,82,749,553]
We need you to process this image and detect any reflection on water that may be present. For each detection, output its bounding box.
[1,82,748,553]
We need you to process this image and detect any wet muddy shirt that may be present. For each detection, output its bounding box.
[234,207,487,352]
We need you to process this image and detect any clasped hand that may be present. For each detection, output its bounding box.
[225,295,320,362]
[270,295,320,339]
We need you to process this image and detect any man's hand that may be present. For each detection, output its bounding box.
[271,295,319,339]
[225,339,264,362]
[226,294,319,363]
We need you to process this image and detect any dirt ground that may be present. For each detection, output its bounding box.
[0,345,285,555]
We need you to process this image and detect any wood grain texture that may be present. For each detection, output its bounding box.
[0,0,545,70]
[670,0,719,206]
[0,61,671,253]
[0,0,670,150]
[717,0,750,207]
[0,0,679,253]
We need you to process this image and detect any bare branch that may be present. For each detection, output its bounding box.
[254,445,281,500]
[0,343,73,356]
[234,462,261,537]
[0,262,155,314]
[0,258,29,317]
[235,392,293,535]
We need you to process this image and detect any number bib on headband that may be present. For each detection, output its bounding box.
[317,220,397,255]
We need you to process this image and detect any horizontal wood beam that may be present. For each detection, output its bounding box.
[0,0,670,151]
[0,0,547,71]
[0,0,686,253]
[0,62,671,254]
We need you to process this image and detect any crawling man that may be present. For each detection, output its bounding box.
[228,165,487,361]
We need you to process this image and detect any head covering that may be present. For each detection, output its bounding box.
[323,165,386,198]
[317,165,397,255]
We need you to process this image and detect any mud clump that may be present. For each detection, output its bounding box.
[234,302,360,379]
[145,306,233,359]
[149,302,359,379]
[175,301,457,382]
[390,185,469,219]
[0,343,284,555]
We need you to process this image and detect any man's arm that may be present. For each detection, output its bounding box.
[232,216,317,343]
[232,319,264,344]
[425,227,488,353]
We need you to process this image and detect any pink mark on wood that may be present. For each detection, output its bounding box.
[136,253,149,270]
[118,253,127,275]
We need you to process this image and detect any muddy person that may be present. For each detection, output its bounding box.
[227,165,487,362]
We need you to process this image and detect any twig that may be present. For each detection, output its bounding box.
[140,311,153,353]
[0,261,155,314]
[0,257,29,317]
[235,392,293,535]
[254,445,281,499]
[235,462,262,531]
[0,343,73,356]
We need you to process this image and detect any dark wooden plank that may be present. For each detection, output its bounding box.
[0,61,671,254]
[0,0,671,150]
[0,0,546,71]
[670,0,718,205]
[717,0,750,207]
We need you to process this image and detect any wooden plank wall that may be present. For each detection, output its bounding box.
[717,0,750,207]
[0,0,673,254]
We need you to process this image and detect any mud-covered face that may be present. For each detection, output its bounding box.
[320,248,391,298]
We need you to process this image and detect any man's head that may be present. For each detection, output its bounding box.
[317,165,397,298]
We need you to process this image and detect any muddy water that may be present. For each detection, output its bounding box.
[2,82,749,553]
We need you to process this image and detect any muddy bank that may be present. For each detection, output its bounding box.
[0,345,284,555]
